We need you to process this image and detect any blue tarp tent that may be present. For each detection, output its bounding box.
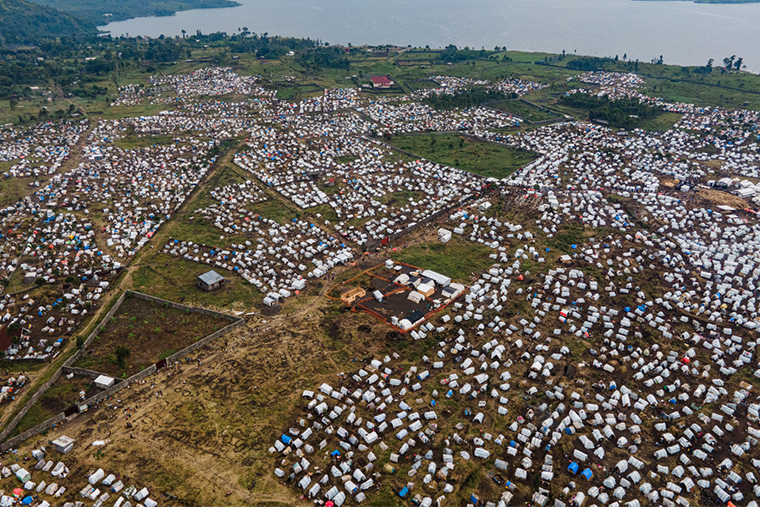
[581,468,593,480]
[399,487,409,498]
[568,462,579,474]
[281,435,292,445]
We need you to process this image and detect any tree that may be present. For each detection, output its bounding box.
[9,99,17,111]
[181,29,186,39]
[734,57,743,71]
[115,345,131,368]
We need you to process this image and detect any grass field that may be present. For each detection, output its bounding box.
[130,253,263,310]
[489,99,560,122]
[389,133,536,179]
[0,174,37,208]
[114,134,178,150]
[393,238,494,281]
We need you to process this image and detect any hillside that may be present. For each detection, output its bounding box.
[27,0,241,25]
[0,0,97,44]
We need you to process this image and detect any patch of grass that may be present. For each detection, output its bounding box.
[389,133,536,179]
[114,134,177,150]
[159,349,177,360]
[308,204,338,224]
[393,238,493,281]
[639,112,683,131]
[378,189,421,207]
[0,359,48,372]
[13,401,52,435]
[248,199,300,225]
[368,484,404,507]
[0,174,38,208]
[489,99,559,122]
[188,163,252,212]
[131,253,262,309]
[335,155,357,164]
[171,216,247,248]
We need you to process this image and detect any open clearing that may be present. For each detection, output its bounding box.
[389,133,537,179]
[392,237,494,280]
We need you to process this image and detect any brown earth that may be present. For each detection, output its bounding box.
[73,294,233,377]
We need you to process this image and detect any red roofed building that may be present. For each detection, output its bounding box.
[370,75,394,88]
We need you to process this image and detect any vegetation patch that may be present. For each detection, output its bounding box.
[130,253,262,309]
[489,99,560,123]
[15,375,94,434]
[558,93,659,129]
[423,88,517,110]
[389,133,536,179]
[73,292,234,377]
[393,239,494,281]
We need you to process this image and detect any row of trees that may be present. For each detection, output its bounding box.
[296,46,350,71]
[559,93,658,129]
[424,88,518,110]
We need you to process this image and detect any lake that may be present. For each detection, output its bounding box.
[103,0,760,72]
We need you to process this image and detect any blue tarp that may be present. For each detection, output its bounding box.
[399,487,409,498]
[568,462,579,474]
[581,468,593,480]
[281,435,292,445]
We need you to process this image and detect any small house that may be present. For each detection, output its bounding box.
[94,375,115,390]
[197,270,225,291]
[370,76,394,88]
[52,435,75,454]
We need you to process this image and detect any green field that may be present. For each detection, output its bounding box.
[131,253,262,309]
[393,238,494,281]
[489,99,561,123]
[114,134,178,150]
[389,133,537,179]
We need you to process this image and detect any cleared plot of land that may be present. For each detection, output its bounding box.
[392,238,494,281]
[73,293,232,377]
[389,133,536,179]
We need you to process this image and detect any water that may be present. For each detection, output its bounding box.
[103,0,760,72]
